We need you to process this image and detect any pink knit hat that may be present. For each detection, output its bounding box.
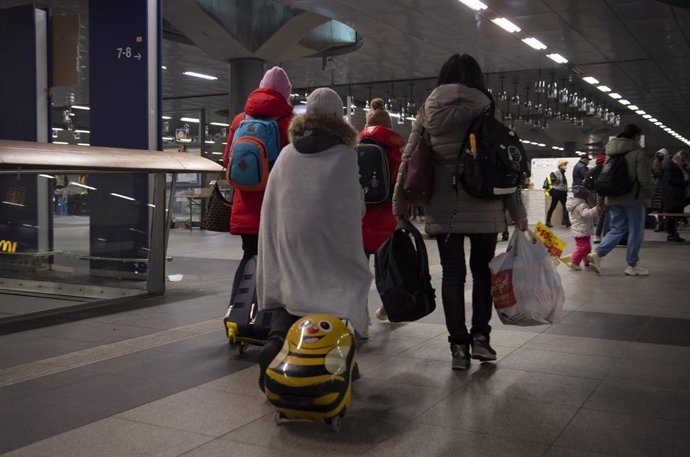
[259,67,292,102]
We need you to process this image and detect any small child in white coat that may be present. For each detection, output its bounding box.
[565,186,604,270]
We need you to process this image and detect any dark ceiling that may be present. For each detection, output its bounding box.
[1,0,688,150]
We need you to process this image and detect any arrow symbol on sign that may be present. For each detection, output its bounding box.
[134,53,142,60]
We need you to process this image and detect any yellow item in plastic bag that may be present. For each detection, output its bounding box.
[534,222,566,258]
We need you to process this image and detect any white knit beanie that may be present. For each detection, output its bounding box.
[306,88,343,117]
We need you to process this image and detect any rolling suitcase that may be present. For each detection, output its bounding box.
[264,314,356,431]
[223,256,274,354]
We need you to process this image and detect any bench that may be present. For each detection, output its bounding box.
[652,212,690,217]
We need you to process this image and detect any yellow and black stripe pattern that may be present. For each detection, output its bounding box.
[264,314,356,421]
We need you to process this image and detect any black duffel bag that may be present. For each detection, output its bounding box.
[374,221,436,322]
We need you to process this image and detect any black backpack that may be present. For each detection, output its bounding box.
[374,222,436,323]
[454,103,529,200]
[595,153,634,197]
[581,164,603,191]
[356,138,391,204]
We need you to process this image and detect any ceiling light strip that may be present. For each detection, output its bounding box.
[183,71,218,81]
[491,17,521,33]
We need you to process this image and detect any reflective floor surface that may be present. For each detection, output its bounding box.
[1,190,689,457]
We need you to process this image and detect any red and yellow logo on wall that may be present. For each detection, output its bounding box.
[0,240,18,253]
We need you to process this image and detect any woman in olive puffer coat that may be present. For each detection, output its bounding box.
[392,54,528,371]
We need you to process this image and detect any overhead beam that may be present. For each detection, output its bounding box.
[164,0,251,60]
[254,11,331,61]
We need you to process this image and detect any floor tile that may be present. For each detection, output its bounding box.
[544,446,615,457]
[585,381,690,421]
[0,372,195,454]
[349,377,452,421]
[27,319,157,344]
[0,334,96,369]
[487,328,541,348]
[180,438,309,457]
[364,421,549,457]
[458,366,600,407]
[357,355,493,390]
[623,341,690,366]
[418,391,579,444]
[523,333,631,357]
[118,387,272,437]
[0,365,102,404]
[545,311,651,342]
[1,417,212,457]
[499,347,616,379]
[554,408,688,457]
[637,317,690,347]
[356,334,430,356]
[605,357,690,391]
[221,410,408,457]
[199,365,265,399]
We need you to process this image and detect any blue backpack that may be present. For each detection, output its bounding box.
[226,116,281,191]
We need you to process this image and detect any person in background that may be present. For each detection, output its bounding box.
[572,155,590,187]
[566,185,604,270]
[392,53,528,370]
[256,88,372,390]
[662,149,689,242]
[650,149,667,233]
[222,67,294,295]
[587,124,653,276]
[544,159,571,228]
[358,98,405,322]
[592,154,608,243]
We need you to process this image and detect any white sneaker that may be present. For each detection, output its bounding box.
[586,253,602,274]
[375,306,388,321]
[568,263,582,271]
[624,265,649,276]
[593,235,602,243]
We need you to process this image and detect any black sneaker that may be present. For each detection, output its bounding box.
[451,343,470,370]
[471,334,497,362]
[546,222,554,228]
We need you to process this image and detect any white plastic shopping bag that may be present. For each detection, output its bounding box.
[489,230,565,326]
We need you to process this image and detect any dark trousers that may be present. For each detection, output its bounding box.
[258,308,298,391]
[595,208,609,237]
[665,207,684,238]
[231,234,258,299]
[436,233,497,345]
[547,190,570,226]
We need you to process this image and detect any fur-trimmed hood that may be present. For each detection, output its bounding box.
[288,114,358,152]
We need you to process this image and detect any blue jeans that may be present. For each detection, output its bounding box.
[595,203,646,267]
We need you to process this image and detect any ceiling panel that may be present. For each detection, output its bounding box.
[2,0,689,147]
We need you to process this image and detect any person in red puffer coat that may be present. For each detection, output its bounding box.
[359,99,405,321]
[223,67,294,293]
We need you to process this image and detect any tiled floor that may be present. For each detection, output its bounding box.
[1,190,690,456]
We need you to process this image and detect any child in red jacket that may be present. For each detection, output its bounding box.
[223,67,294,295]
[359,98,405,321]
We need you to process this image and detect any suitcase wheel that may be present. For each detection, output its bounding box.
[275,412,286,425]
[328,414,343,432]
[237,342,249,355]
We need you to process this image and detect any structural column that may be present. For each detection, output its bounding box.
[88,0,161,280]
[228,58,265,117]
[0,5,51,259]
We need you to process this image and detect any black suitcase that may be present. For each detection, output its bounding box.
[223,256,274,354]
